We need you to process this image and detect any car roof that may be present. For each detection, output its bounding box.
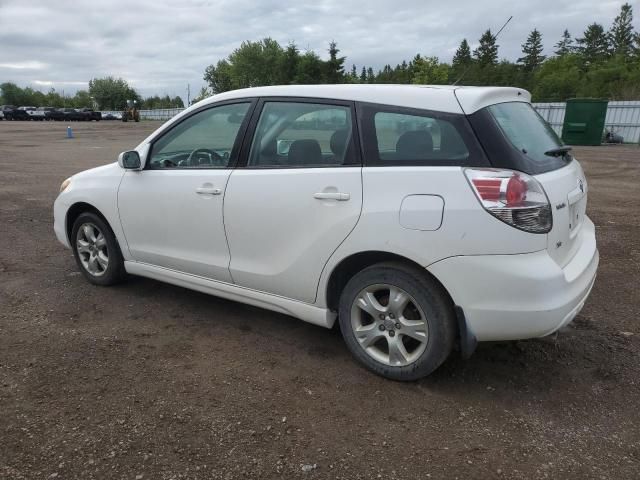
[196,84,531,115]
[137,84,531,149]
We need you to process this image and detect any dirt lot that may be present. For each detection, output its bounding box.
[0,121,639,479]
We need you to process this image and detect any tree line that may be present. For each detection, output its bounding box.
[0,77,184,110]
[199,3,639,102]
[2,3,637,107]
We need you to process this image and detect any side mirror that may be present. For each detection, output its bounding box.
[118,150,141,170]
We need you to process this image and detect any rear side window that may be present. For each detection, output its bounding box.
[359,103,487,167]
[248,101,355,168]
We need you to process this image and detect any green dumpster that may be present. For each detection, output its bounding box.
[561,98,608,146]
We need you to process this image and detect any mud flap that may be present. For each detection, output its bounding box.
[455,306,477,359]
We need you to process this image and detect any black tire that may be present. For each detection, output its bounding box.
[338,262,456,381]
[71,212,126,286]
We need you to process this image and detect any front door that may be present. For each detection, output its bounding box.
[118,101,253,282]
[224,99,363,303]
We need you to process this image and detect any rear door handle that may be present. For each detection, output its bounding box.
[196,187,222,195]
[313,192,350,201]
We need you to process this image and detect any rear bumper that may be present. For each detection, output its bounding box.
[428,218,598,342]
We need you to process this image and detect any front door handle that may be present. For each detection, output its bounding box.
[196,187,222,195]
[313,192,350,201]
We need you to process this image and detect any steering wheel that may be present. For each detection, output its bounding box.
[185,148,224,167]
[160,158,178,168]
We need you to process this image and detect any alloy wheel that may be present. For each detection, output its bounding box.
[76,222,109,277]
[350,283,429,367]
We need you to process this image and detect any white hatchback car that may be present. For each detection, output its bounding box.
[54,85,598,380]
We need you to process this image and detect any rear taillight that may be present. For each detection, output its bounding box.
[465,168,552,234]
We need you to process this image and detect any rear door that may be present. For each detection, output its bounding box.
[224,98,363,303]
[536,160,588,267]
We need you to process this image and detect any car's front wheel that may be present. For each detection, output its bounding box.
[338,262,456,381]
[71,212,126,286]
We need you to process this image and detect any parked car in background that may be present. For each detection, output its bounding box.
[1,105,30,120]
[76,108,102,121]
[21,106,46,120]
[40,107,65,121]
[58,108,84,121]
[53,84,599,381]
[0,105,14,119]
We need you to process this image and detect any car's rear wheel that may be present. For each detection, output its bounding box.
[71,212,126,286]
[338,262,456,381]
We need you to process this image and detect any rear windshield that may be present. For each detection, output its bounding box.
[487,102,571,173]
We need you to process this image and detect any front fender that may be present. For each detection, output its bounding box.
[53,163,130,259]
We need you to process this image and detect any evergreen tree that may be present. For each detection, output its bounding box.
[351,64,357,79]
[518,29,546,71]
[554,30,574,56]
[360,66,367,83]
[577,23,611,64]
[398,60,410,83]
[609,3,635,57]
[452,39,472,67]
[378,64,394,83]
[411,56,449,84]
[325,41,346,83]
[474,30,499,66]
[366,67,375,83]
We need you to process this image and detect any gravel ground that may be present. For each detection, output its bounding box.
[0,121,639,479]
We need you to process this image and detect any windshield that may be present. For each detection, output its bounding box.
[487,102,571,172]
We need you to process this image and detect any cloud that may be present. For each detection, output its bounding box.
[0,60,48,70]
[0,0,635,103]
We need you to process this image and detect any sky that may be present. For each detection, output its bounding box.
[0,0,634,104]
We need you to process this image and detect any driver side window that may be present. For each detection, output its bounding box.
[148,102,250,169]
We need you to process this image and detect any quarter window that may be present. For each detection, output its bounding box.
[373,111,469,164]
[358,104,487,167]
[148,102,250,169]
[248,102,355,167]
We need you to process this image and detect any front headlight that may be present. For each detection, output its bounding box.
[60,177,72,193]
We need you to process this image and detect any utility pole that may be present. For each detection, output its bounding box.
[187,84,190,106]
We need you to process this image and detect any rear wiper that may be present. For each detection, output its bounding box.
[544,146,572,157]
